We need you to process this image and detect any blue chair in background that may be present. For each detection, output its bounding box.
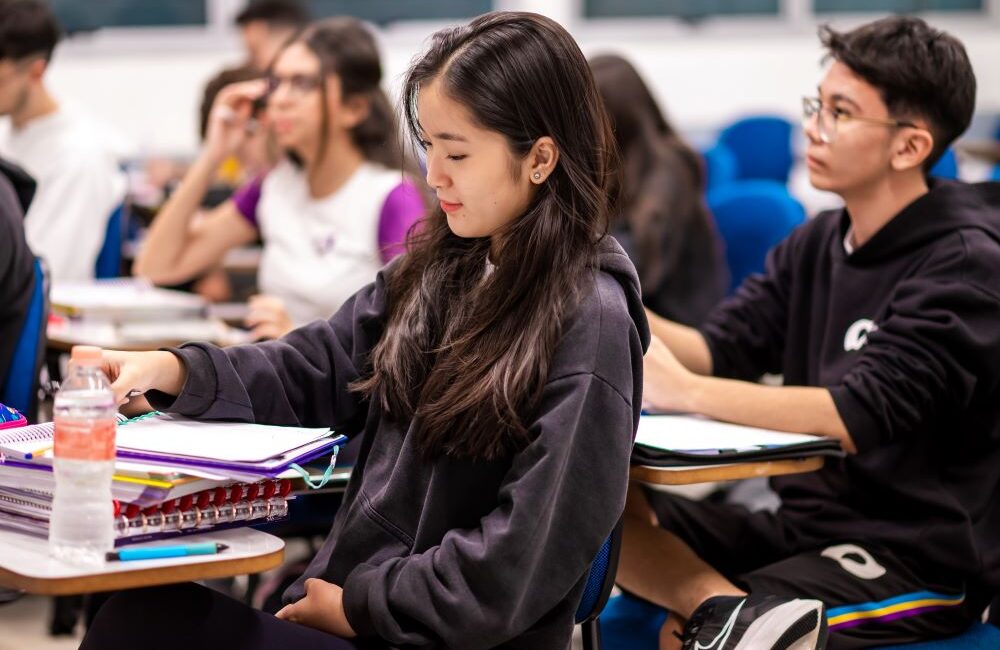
[702,143,739,192]
[576,516,625,650]
[990,164,1000,181]
[707,180,806,294]
[95,203,125,279]
[877,623,1000,649]
[0,258,48,420]
[717,115,795,184]
[930,147,959,180]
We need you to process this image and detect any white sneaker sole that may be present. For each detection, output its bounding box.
[731,599,826,650]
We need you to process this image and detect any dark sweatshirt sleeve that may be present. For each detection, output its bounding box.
[699,232,796,380]
[146,268,390,432]
[340,372,635,647]
[828,233,1000,453]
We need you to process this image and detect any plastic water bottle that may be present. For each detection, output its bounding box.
[50,345,117,564]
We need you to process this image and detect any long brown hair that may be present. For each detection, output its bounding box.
[277,17,403,170]
[353,12,618,461]
[590,54,709,301]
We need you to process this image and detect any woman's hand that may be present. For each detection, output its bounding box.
[99,350,187,406]
[245,294,294,341]
[203,79,268,164]
[642,335,698,413]
[275,578,357,638]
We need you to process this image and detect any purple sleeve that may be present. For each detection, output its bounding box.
[231,175,264,229]
[377,180,426,263]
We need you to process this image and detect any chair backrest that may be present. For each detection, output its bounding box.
[707,180,806,294]
[717,115,795,184]
[575,515,624,625]
[930,147,958,180]
[95,203,125,279]
[0,258,48,419]
[702,144,739,193]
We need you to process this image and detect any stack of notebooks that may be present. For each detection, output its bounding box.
[632,414,844,467]
[0,412,347,545]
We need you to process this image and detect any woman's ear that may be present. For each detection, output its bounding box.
[527,136,559,184]
[890,126,935,173]
[337,94,372,130]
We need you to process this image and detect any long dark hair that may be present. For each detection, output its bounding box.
[353,12,618,461]
[278,17,402,170]
[590,54,716,313]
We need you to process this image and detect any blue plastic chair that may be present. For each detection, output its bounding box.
[707,180,806,294]
[95,203,125,279]
[702,144,739,192]
[0,258,48,419]
[576,516,625,650]
[989,164,1000,181]
[930,147,959,180]
[717,115,795,184]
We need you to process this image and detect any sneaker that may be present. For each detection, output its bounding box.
[677,593,828,649]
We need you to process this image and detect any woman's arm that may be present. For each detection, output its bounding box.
[134,80,265,284]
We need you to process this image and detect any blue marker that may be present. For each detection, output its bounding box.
[105,542,228,562]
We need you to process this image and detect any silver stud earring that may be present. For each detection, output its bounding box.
[533,172,542,180]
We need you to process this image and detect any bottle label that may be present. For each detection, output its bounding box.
[53,418,116,461]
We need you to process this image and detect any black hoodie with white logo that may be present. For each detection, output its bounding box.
[701,180,1000,592]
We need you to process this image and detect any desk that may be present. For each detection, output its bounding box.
[0,527,284,595]
[47,317,252,353]
[629,456,824,485]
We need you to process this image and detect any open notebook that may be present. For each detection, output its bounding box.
[0,412,345,476]
[632,414,844,467]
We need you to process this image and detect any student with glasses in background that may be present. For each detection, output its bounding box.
[135,17,426,340]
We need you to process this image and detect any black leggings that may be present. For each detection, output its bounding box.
[80,582,361,650]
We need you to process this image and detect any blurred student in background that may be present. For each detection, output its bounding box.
[0,157,36,387]
[134,17,426,340]
[236,0,311,72]
[590,54,727,326]
[0,0,126,281]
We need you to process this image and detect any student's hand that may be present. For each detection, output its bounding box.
[275,578,357,638]
[203,79,269,164]
[98,350,187,405]
[642,335,698,413]
[245,294,294,340]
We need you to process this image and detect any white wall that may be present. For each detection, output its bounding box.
[38,15,1000,158]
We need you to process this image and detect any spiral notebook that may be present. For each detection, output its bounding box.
[0,478,294,546]
[1,412,345,477]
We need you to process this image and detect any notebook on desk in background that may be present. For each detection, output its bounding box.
[50,278,206,322]
[632,414,844,467]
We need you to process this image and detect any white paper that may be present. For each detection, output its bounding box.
[117,413,332,463]
[635,415,828,452]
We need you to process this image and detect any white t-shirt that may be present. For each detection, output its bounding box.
[255,160,411,326]
[0,110,127,281]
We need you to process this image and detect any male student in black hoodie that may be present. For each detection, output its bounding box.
[619,16,1000,650]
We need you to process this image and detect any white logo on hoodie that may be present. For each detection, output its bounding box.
[844,319,878,351]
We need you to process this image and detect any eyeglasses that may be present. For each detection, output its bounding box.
[265,73,323,98]
[801,96,918,144]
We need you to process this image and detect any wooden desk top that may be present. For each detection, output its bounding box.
[47,318,252,352]
[0,527,284,595]
[630,456,824,485]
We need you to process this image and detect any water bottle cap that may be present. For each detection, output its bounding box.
[70,345,103,365]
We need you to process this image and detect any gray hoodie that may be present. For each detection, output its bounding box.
[151,237,649,649]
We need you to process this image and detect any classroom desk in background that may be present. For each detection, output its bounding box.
[629,456,824,486]
[0,527,284,595]
[46,316,253,353]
